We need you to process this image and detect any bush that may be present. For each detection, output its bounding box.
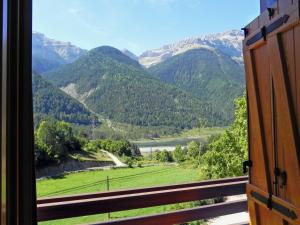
[187,141,201,160]
[172,145,186,163]
[199,95,248,179]
[154,150,173,162]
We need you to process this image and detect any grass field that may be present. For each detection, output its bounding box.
[37,165,201,225]
[179,127,226,138]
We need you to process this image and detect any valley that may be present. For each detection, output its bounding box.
[32,30,246,225]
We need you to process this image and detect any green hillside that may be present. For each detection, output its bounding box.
[148,48,245,122]
[45,46,226,128]
[32,72,95,126]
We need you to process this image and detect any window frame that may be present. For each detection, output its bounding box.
[1,0,37,224]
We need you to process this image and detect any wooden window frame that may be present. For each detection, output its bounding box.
[0,0,263,224]
[1,0,37,224]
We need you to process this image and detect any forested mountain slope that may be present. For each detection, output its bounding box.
[45,46,226,128]
[148,48,245,122]
[32,72,95,126]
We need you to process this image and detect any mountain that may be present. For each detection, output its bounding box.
[122,49,138,61]
[45,46,226,128]
[139,30,244,68]
[32,72,95,126]
[32,32,87,73]
[148,48,245,122]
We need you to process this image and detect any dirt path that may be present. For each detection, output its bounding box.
[101,150,127,167]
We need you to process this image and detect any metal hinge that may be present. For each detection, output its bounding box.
[251,191,297,220]
[243,160,253,174]
[246,14,290,46]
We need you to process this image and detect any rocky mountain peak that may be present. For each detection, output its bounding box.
[32,32,87,63]
[139,29,244,68]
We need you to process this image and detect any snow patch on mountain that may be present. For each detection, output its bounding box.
[139,30,244,67]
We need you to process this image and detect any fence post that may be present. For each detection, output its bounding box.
[106,176,110,191]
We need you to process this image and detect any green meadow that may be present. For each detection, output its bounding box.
[37,165,202,225]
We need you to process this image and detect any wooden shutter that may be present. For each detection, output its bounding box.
[244,1,300,224]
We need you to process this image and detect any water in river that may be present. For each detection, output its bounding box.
[139,146,179,153]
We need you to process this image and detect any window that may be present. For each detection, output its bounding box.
[1,1,259,224]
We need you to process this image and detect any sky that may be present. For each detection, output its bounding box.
[33,0,259,55]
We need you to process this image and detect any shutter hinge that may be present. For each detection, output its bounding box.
[251,191,297,220]
[243,160,253,174]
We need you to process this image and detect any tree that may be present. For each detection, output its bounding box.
[154,150,173,162]
[187,141,201,160]
[173,145,186,163]
[199,95,248,179]
[35,119,79,164]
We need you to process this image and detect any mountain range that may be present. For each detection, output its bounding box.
[139,30,244,68]
[32,30,245,129]
[44,46,224,128]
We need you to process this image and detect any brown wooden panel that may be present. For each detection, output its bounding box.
[248,199,259,225]
[280,29,296,132]
[276,28,297,201]
[268,34,300,206]
[256,205,283,225]
[295,24,300,170]
[244,49,271,193]
[253,45,275,194]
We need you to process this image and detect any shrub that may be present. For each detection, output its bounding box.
[172,145,186,163]
[199,95,248,179]
[154,150,173,162]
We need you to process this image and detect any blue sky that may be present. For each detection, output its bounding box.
[33,0,259,55]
